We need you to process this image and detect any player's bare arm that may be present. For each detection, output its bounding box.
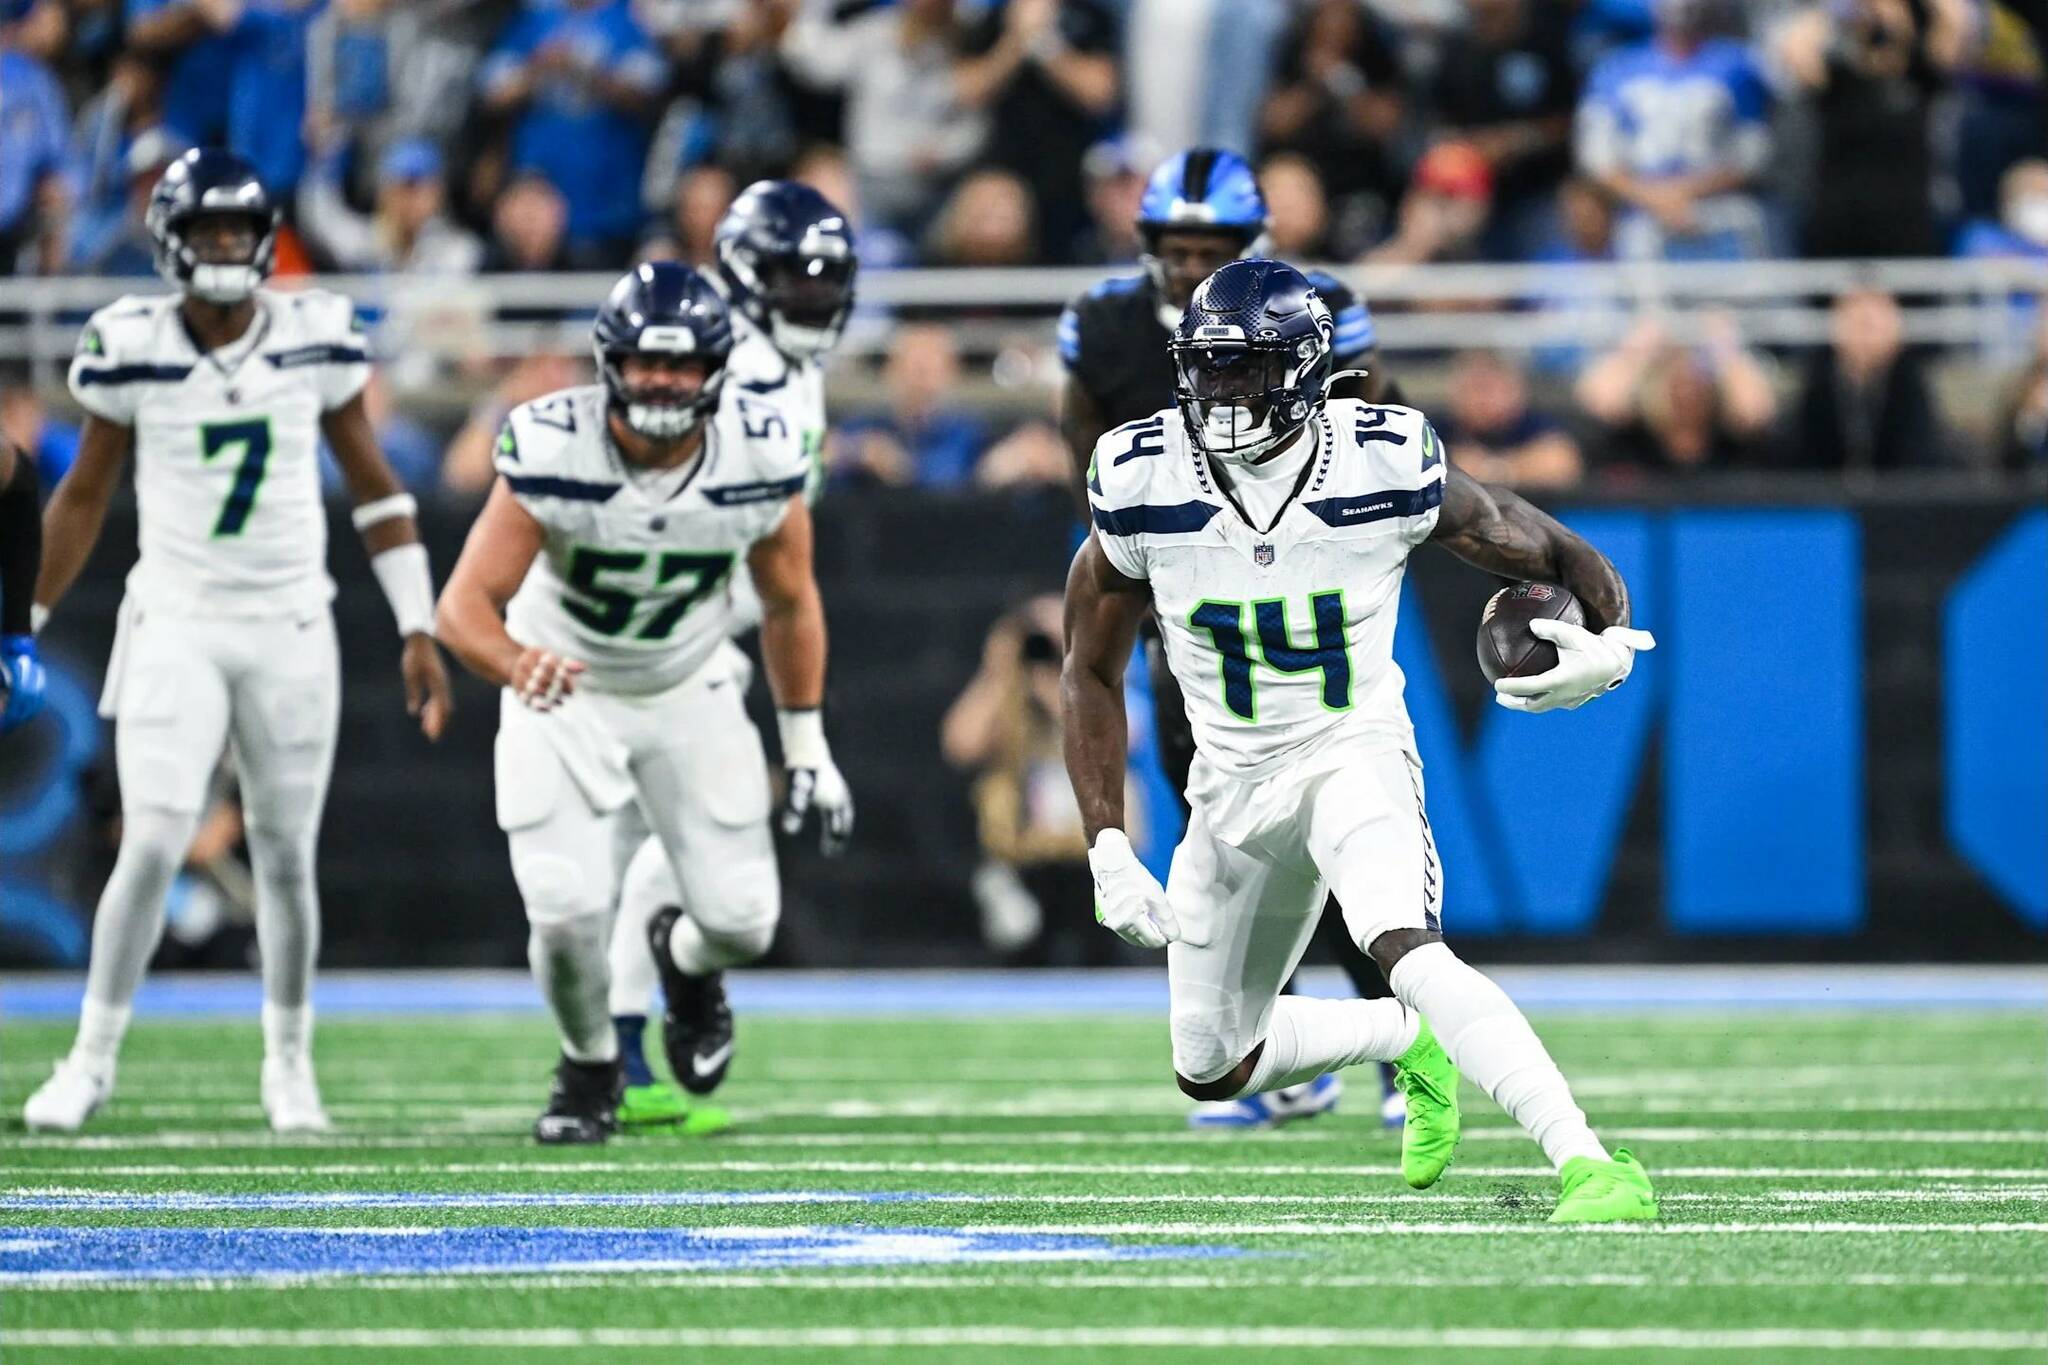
[1429,462,1655,715]
[1059,535,1149,840]
[1431,465,1630,629]
[323,394,453,740]
[436,476,582,709]
[35,414,131,616]
[746,495,825,710]
[1058,374,1110,518]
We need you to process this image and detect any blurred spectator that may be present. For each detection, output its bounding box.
[927,167,1036,268]
[1261,152,1332,259]
[1431,0,1580,254]
[941,594,1100,964]
[1362,140,1493,266]
[298,137,483,275]
[1788,288,1946,470]
[647,161,737,268]
[1070,134,1151,265]
[1,364,78,484]
[441,352,586,496]
[223,0,325,197]
[1950,2,2047,222]
[1438,348,1583,489]
[482,172,572,273]
[73,126,183,275]
[1527,176,1623,376]
[1998,308,2048,468]
[958,0,1120,268]
[1576,0,1773,261]
[1,6,71,274]
[1576,314,1778,473]
[1258,0,1406,250]
[780,0,990,239]
[788,143,912,271]
[975,418,1072,494]
[1125,0,1290,159]
[479,0,668,265]
[833,324,989,489]
[1955,157,2048,261]
[124,0,238,149]
[639,0,803,187]
[1774,0,1973,259]
[1534,175,1619,265]
[67,55,165,265]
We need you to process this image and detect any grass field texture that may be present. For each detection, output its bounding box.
[2,996,2044,1363]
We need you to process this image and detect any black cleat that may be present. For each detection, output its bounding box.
[648,905,735,1096]
[533,1053,623,1145]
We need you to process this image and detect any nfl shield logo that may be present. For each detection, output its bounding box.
[1254,542,1275,567]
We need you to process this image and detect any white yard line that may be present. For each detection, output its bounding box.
[3,1327,2044,1352]
[11,1271,2045,1294]
[3,1162,2043,1180]
[939,1221,2048,1236]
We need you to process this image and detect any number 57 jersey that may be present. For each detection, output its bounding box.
[1087,399,1447,788]
[496,385,808,695]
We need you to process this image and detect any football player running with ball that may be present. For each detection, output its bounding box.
[603,181,858,1128]
[436,263,852,1145]
[1063,259,1659,1222]
[23,149,453,1134]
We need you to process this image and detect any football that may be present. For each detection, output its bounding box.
[1476,581,1585,683]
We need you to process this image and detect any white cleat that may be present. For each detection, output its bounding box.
[261,1054,331,1133]
[23,1057,114,1133]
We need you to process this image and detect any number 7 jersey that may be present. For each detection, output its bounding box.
[1087,399,1446,784]
[496,384,808,695]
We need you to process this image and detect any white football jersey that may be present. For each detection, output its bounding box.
[725,312,827,505]
[1088,399,1446,783]
[67,288,370,618]
[497,383,808,695]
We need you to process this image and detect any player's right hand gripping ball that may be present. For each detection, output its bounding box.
[1087,829,1180,949]
[1478,583,1654,714]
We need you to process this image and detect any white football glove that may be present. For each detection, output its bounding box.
[1493,620,1656,714]
[777,709,854,856]
[1087,829,1179,949]
[511,646,585,711]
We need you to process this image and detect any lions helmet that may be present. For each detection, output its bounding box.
[592,263,735,441]
[1169,259,1334,465]
[713,180,858,361]
[1137,148,1271,321]
[146,148,278,305]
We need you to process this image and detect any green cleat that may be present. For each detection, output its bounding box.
[679,1105,733,1137]
[616,1082,692,1128]
[1392,1016,1461,1189]
[1550,1147,1659,1224]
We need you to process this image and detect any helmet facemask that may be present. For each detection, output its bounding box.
[156,208,275,306]
[597,343,727,446]
[1172,331,1319,466]
[719,236,856,361]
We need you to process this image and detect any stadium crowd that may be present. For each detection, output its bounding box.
[2,0,2046,489]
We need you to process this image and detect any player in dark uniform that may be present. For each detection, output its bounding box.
[1057,148,1407,1129]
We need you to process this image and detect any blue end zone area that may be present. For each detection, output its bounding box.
[0,967,2041,1019]
[0,1225,1247,1283]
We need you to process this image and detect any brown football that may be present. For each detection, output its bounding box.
[1477,582,1585,683]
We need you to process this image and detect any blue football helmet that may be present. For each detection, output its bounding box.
[146,148,278,305]
[1137,148,1271,312]
[1169,259,1334,465]
[713,180,858,361]
[593,263,735,442]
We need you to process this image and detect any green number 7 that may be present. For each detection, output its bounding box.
[200,419,273,537]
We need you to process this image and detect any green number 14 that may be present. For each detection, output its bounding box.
[1189,590,1353,722]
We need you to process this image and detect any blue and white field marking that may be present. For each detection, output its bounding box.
[0,1225,1246,1283]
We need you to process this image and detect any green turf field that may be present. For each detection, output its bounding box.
[2,1005,2045,1363]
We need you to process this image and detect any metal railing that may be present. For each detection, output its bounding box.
[2,256,2041,369]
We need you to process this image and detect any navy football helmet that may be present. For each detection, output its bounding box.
[1137,149,1271,317]
[146,148,278,305]
[593,263,735,442]
[1169,259,1335,465]
[713,180,858,361]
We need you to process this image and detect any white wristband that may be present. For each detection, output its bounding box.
[351,492,418,532]
[29,603,49,635]
[776,708,831,769]
[370,542,435,637]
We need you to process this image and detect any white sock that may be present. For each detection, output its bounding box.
[529,915,618,1064]
[607,896,663,1017]
[1241,996,1420,1096]
[1388,942,1608,1171]
[262,1002,313,1060]
[72,998,132,1068]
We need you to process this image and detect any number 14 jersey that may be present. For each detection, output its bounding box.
[495,384,808,696]
[1087,399,1447,785]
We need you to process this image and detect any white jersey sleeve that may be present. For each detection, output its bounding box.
[68,297,164,426]
[725,317,828,506]
[1085,412,1181,582]
[277,289,372,412]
